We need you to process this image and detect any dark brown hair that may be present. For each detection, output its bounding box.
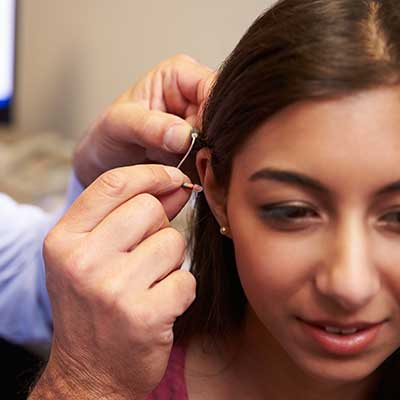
[175,0,400,396]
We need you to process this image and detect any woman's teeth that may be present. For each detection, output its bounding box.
[324,326,358,335]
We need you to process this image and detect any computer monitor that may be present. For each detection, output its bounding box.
[0,0,17,124]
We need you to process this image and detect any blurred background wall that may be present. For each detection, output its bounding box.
[16,0,275,139]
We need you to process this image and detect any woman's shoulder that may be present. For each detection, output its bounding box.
[146,344,188,400]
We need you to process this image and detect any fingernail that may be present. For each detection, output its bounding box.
[164,166,184,183]
[164,124,192,153]
[181,182,203,193]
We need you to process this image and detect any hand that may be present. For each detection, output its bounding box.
[30,165,196,399]
[74,54,215,187]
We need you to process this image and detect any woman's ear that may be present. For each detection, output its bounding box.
[196,148,230,232]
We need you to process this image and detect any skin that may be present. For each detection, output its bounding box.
[28,57,400,399]
[29,55,213,399]
[74,54,214,186]
[191,86,400,399]
[29,165,196,400]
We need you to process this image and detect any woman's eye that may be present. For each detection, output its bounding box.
[259,204,319,230]
[379,210,400,232]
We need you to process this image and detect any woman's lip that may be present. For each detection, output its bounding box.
[298,318,385,356]
[301,318,384,330]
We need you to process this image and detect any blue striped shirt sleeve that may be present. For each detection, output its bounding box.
[0,172,83,345]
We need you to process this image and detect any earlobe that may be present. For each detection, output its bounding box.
[196,148,230,233]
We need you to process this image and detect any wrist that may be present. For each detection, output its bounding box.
[29,353,140,400]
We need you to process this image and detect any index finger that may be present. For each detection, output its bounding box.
[60,165,188,234]
[130,55,215,118]
[174,63,216,107]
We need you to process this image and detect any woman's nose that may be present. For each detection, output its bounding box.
[314,217,381,311]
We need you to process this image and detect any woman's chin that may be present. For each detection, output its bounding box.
[291,352,384,385]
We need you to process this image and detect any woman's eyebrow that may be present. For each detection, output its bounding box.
[249,168,329,194]
[377,181,400,196]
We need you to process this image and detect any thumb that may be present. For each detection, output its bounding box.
[101,102,193,154]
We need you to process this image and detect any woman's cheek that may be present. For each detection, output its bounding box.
[232,227,321,304]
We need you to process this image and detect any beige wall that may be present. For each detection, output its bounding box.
[16,0,275,139]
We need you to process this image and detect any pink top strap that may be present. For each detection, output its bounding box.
[146,345,188,400]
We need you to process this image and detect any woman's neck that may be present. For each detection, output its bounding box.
[185,310,381,400]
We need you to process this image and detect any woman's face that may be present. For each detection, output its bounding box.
[226,87,400,383]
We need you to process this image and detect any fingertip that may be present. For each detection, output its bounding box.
[181,182,203,193]
[164,123,192,153]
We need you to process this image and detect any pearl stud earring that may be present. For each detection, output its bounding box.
[220,226,229,235]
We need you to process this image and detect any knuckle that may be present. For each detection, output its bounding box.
[173,53,195,63]
[135,193,165,220]
[97,168,128,197]
[148,228,186,264]
[181,270,197,293]
[43,228,76,272]
[141,113,156,136]
[99,107,111,128]
[95,282,125,315]
[163,226,185,244]
[173,270,197,310]
[64,243,92,277]
[97,106,117,133]
[158,54,195,74]
[157,330,174,346]
[130,303,157,334]
[143,164,170,187]
[45,241,93,295]
[42,229,59,259]
[96,271,122,297]
[159,227,186,257]
[143,165,160,187]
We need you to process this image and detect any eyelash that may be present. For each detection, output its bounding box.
[378,210,400,233]
[259,204,400,233]
[259,203,319,231]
